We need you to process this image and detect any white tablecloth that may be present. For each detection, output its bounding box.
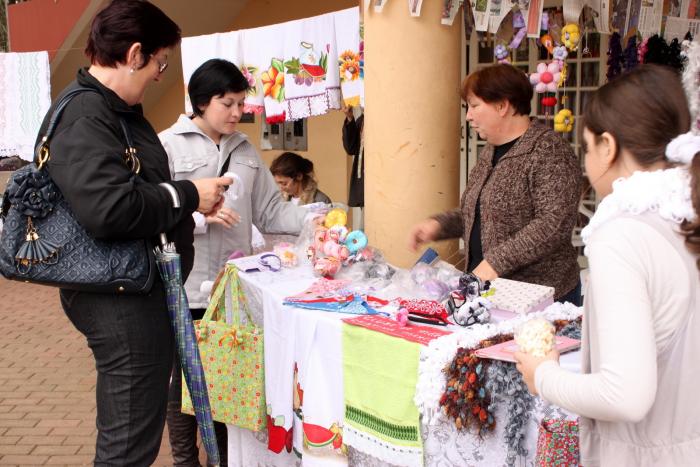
[226,258,579,467]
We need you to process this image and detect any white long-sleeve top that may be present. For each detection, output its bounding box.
[535,214,700,466]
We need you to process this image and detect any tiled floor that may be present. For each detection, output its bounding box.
[0,278,207,466]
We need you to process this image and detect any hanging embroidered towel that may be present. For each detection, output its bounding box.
[180,31,243,114]
[334,7,364,108]
[343,323,424,467]
[0,52,51,162]
[283,12,341,121]
[241,23,285,117]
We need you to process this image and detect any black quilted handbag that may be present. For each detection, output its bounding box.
[0,87,155,293]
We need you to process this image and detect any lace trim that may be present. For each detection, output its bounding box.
[415,302,583,424]
[580,168,696,246]
[343,424,423,467]
[286,87,342,121]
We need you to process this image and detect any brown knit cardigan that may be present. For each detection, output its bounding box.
[434,122,582,299]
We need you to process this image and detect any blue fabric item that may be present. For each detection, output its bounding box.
[284,294,378,315]
[155,244,220,466]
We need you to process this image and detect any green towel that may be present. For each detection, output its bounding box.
[343,322,423,462]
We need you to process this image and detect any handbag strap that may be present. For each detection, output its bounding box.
[202,264,254,327]
[35,86,140,173]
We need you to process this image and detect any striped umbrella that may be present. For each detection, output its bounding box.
[155,239,219,466]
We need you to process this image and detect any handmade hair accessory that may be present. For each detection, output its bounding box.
[554,109,574,133]
[314,256,342,277]
[540,34,555,55]
[345,230,368,254]
[314,226,328,251]
[552,45,568,62]
[540,96,557,107]
[324,208,347,228]
[665,131,700,165]
[561,23,580,51]
[328,225,349,243]
[222,171,244,201]
[515,318,555,357]
[273,242,298,267]
[401,298,450,325]
[494,44,510,63]
[529,62,561,93]
[259,253,282,272]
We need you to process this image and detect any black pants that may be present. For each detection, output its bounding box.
[60,281,173,467]
[167,308,228,467]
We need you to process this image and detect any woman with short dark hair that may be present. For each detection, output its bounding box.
[43,0,231,464]
[270,152,331,205]
[160,58,308,465]
[409,63,582,304]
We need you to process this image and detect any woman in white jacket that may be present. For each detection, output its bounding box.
[515,65,700,466]
[159,58,307,466]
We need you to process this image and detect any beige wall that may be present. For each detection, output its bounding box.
[147,0,358,205]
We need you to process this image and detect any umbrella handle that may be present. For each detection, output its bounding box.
[160,233,168,247]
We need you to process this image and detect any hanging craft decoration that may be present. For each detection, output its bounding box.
[554,109,574,133]
[561,23,581,51]
[622,36,638,72]
[529,61,561,93]
[540,33,555,55]
[606,32,623,82]
[494,44,510,63]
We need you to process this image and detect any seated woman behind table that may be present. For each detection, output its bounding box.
[409,63,582,304]
[270,151,331,205]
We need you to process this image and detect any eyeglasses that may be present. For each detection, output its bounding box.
[150,54,168,74]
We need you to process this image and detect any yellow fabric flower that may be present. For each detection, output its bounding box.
[340,50,359,62]
[554,109,574,133]
[262,66,284,100]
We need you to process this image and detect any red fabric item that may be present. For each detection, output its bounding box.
[344,315,451,346]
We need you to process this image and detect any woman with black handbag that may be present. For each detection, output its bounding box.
[35,1,231,464]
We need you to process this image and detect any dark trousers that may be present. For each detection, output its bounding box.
[557,280,583,307]
[60,281,173,467]
[167,308,228,467]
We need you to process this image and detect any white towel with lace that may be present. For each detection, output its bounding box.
[0,51,51,161]
[282,12,341,121]
[180,31,243,113]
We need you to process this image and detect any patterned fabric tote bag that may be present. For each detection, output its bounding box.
[182,264,267,431]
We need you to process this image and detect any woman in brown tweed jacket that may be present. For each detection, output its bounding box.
[409,64,582,303]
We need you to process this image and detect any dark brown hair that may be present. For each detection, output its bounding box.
[85,0,181,68]
[270,152,315,188]
[461,63,533,116]
[582,64,700,267]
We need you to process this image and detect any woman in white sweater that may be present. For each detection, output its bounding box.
[515,65,700,466]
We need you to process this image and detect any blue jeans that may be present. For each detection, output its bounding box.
[557,280,583,307]
[60,281,173,466]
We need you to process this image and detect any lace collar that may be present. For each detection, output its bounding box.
[581,168,696,245]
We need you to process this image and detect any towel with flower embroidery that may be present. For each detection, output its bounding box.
[334,7,364,107]
[241,23,285,119]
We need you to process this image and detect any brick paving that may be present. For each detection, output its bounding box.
[0,278,207,466]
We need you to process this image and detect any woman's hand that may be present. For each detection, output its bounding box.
[473,260,499,281]
[514,349,560,395]
[205,207,241,228]
[342,104,354,122]
[408,218,441,252]
[192,176,233,214]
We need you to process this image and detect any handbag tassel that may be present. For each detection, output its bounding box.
[15,217,60,274]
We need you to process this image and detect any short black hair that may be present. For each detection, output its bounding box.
[85,0,181,68]
[188,59,250,117]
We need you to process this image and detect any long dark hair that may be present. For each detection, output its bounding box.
[582,64,700,267]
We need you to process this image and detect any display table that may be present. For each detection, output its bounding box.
[224,256,580,467]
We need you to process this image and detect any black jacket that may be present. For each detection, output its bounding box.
[342,114,364,207]
[40,69,198,279]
